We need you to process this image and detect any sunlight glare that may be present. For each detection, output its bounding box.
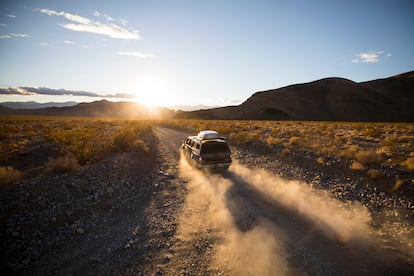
[136,76,170,107]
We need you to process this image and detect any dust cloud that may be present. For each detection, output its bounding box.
[232,162,372,244]
[176,155,413,274]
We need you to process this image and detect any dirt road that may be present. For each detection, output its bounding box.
[153,127,414,275]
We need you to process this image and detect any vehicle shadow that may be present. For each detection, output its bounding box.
[221,171,414,275]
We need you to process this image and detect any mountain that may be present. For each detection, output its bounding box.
[0,100,176,118]
[0,101,78,109]
[175,71,414,121]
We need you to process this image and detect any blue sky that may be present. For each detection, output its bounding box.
[0,0,413,107]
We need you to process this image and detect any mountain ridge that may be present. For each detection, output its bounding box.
[175,71,414,121]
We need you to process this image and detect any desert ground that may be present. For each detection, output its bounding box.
[1,116,414,275]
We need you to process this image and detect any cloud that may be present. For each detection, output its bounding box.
[352,50,389,63]
[6,14,16,18]
[118,51,154,58]
[64,40,74,44]
[120,18,128,26]
[0,33,28,39]
[38,8,140,40]
[93,10,114,21]
[0,86,136,99]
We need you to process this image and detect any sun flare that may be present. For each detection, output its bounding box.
[135,76,170,107]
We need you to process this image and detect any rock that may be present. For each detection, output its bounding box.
[76,228,84,234]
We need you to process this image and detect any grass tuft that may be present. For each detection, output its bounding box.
[349,161,365,171]
[355,150,384,165]
[45,155,79,173]
[404,157,414,170]
[367,169,383,179]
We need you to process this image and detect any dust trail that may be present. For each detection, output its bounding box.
[230,162,372,244]
[177,155,289,275]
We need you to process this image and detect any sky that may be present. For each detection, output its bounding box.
[0,0,413,107]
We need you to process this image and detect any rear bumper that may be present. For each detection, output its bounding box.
[195,161,231,170]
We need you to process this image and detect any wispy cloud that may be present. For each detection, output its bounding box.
[38,8,140,40]
[352,50,390,63]
[64,40,74,44]
[0,33,28,39]
[118,51,154,58]
[6,14,16,18]
[120,18,128,26]
[93,10,114,22]
[0,86,136,99]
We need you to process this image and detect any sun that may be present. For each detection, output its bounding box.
[135,76,170,107]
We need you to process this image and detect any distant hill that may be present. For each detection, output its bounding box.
[175,71,414,121]
[0,101,78,109]
[0,100,176,118]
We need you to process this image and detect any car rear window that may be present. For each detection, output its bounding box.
[200,141,230,154]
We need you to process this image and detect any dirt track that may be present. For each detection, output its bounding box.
[2,126,414,275]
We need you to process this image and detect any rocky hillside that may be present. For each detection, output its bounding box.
[175,71,414,121]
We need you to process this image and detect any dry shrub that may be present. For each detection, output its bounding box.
[361,128,381,138]
[404,157,414,170]
[349,161,365,171]
[338,145,362,160]
[317,146,330,155]
[266,137,282,146]
[282,148,291,155]
[381,135,397,147]
[289,136,302,146]
[316,157,325,165]
[132,139,150,153]
[391,178,404,192]
[113,128,137,151]
[367,169,383,179]
[376,146,392,156]
[355,150,384,165]
[46,155,79,173]
[229,132,249,145]
[0,166,21,184]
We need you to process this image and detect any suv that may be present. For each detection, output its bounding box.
[181,130,232,170]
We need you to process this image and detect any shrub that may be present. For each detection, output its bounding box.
[266,137,282,147]
[355,150,384,165]
[349,161,365,171]
[381,135,397,147]
[282,148,291,155]
[404,157,414,170]
[45,155,79,173]
[316,157,325,165]
[113,129,137,151]
[289,136,301,146]
[0,166,21,184]
[367,169,383,179]
[361,128,381,138]
[229,132,249,145]
[338,145,362,160]
[391,178,404,192]
[132,139,150,153]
